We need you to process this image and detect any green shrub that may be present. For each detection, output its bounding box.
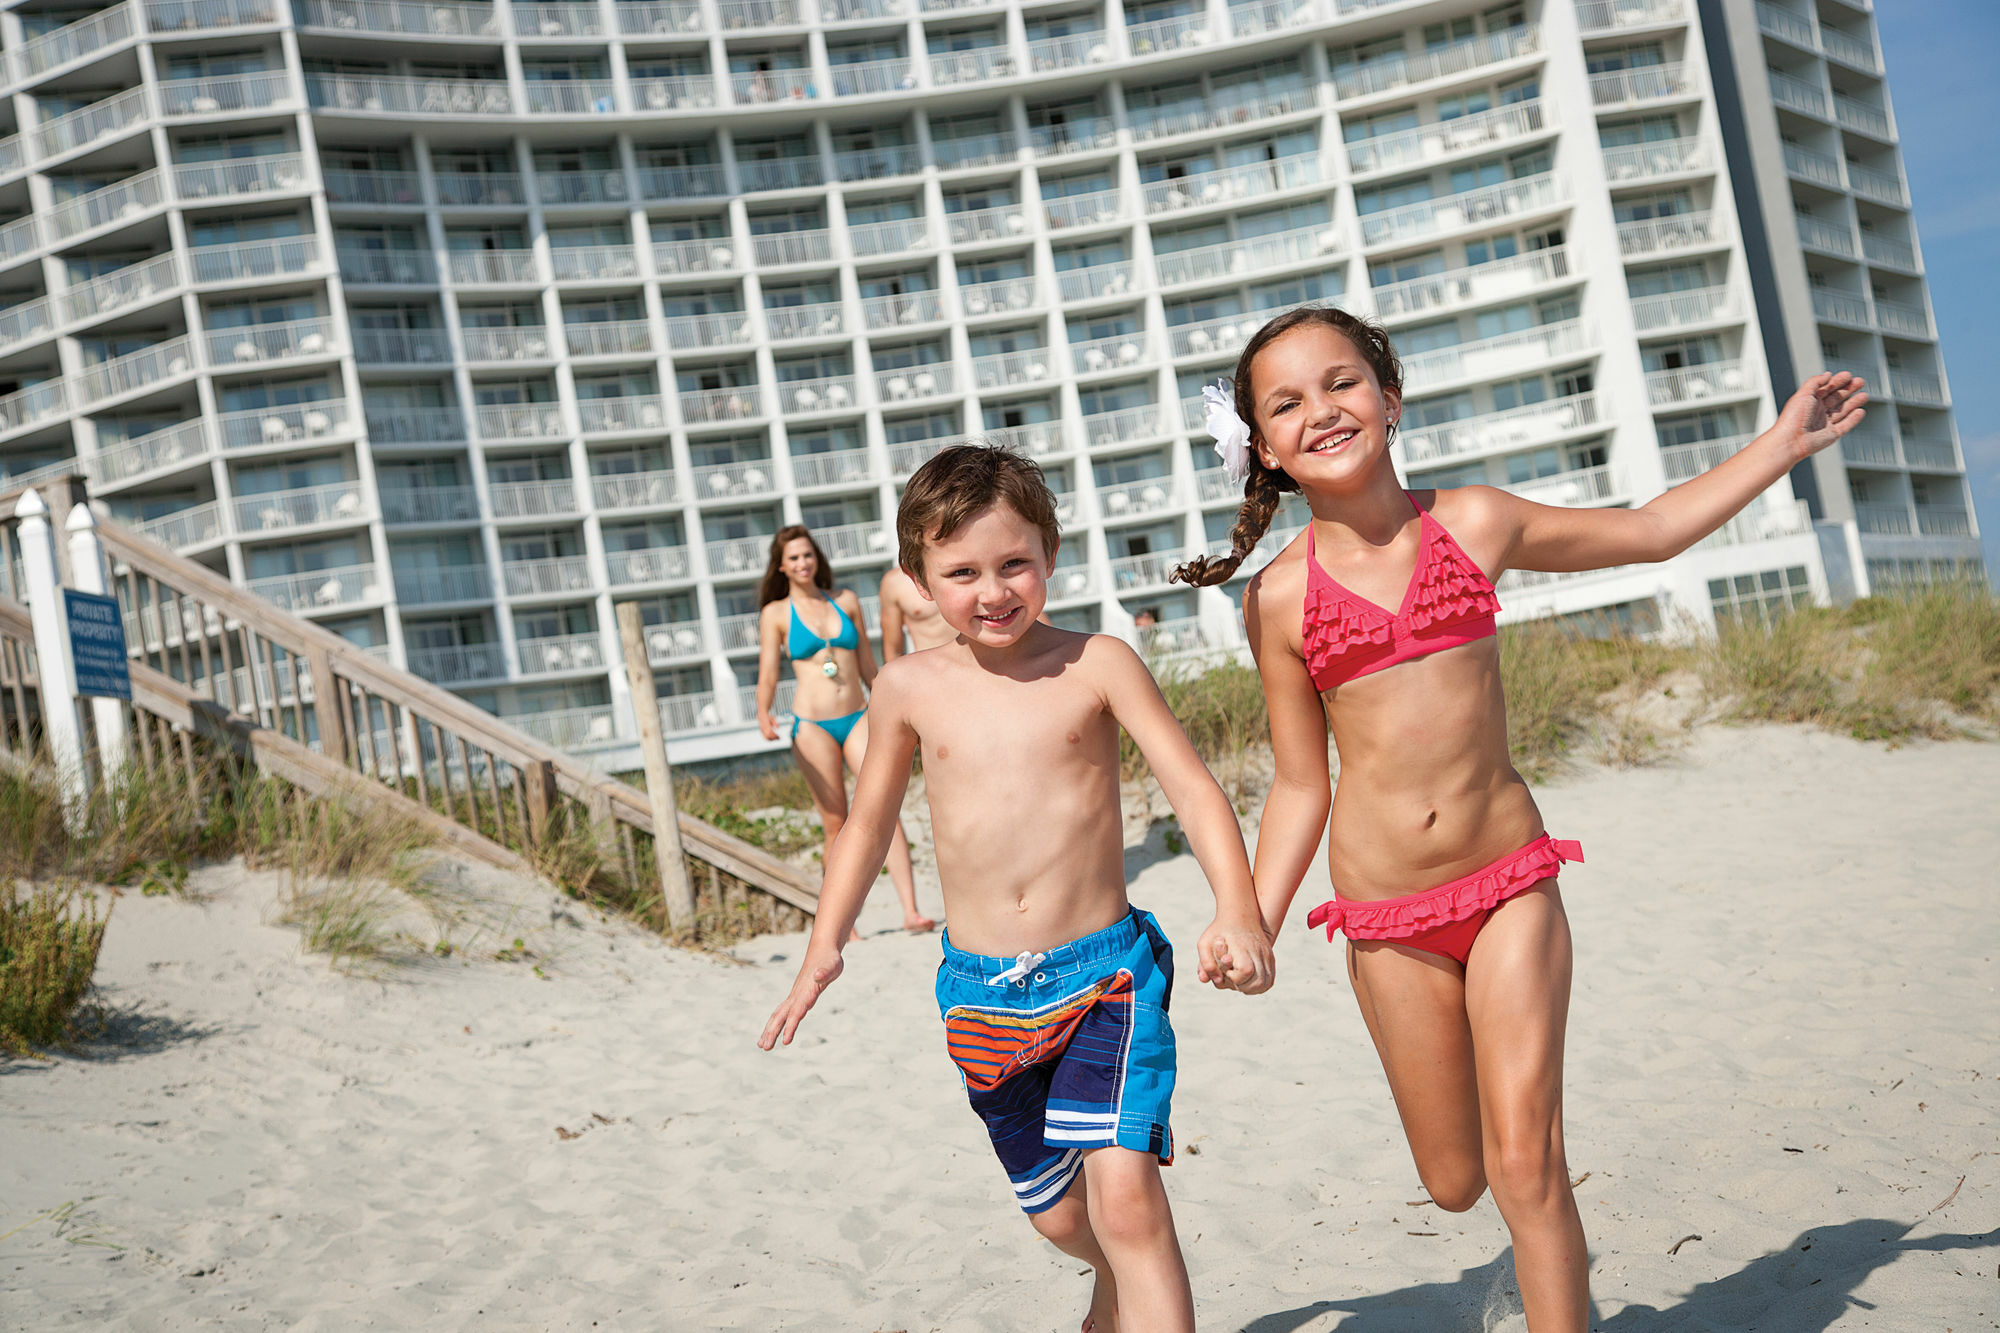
[0,883,108,1053]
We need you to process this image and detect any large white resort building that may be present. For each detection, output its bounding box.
[0,0,1980,766]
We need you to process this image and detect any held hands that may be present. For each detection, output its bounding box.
[1779,371,1869,459]
[1196,915,1276,995]
[757,948,844,1049]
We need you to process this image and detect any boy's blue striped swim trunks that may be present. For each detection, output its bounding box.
[934,907,1176,1214]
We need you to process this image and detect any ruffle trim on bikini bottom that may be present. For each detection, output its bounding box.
[1303,835,1583,942]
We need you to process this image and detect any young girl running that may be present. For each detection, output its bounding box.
[1174,306,1866,1330]
[755,525,935,933]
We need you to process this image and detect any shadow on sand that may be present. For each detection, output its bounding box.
[0,1001,224,1075]
[1239,1219,1999,1332]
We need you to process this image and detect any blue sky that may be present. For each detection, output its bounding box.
[1873,2,2000,577]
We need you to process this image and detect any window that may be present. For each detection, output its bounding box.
[1708,567,1812,626]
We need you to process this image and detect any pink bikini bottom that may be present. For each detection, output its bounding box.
[1304,834,1583,966]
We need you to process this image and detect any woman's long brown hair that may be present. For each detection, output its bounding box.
[1172,306,1404,587]
[758,525,834,606]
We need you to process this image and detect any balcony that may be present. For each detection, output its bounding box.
[1045,187,1125,231]
[396,564,493,604]
[1753,1,1813,44]
[705,534,774,578]
[1371,247,1571,322]
[578,394,667,434]
[764,301,846,341]
[1082,404,1165,448]
[0,297,56,358]
[380,484,480,523]
[641,617,707,659]
[13,2,140,80]
[934,131,1018,170]
[78,335,196,405]
[834,144,921,186]
[1071,331,1151,375]
[252,563,383,613]
[1809,287,1868,326]
[958,275,1039,316]
[1861,232,1918,272]
[630,74,720,112]
[816,519,893,562]
[930,47,1016,85]
[1109,551,1181,592]
[791,447,875,488]
[1839,429,1898,468]
[661,692,722,736]
[718,0,802,26]
[460,325,554,362]
[234,481,369,534]
[664,309,755,349]
[1347,102,1549,176]
[502,554,593,597]
[408,643,508,685]
[510,704,616,748]
[61,253,179,326]
[449,249,541,285]
[50,170,167,244]
[1575,0,1686,31]
[731,67,815,105]
[1833,94,1891,140]
[692,457,776,498]
[640,164,728,199]
[538,169,630,206]
[1049,563,1099,600]
[1821,26,1880,74]
[1846,163,1907,208]
[307,73,517,116]
[566,318,653,358]
[972,346,1053,389]
[1588,61,1694,107]
[1400,320,1593,394]
[753,228,834,267]
[517,632,605,675]
[1782,143,1843,190]
[1602,137,1709,183]
[862,290,943,330]
[474,401,567,440]
[207,317,338,367]
[1160,221,1342,288]
[1056,262,1137,303]
[1145,153,1321,215]
[1793,213,1855,257]
[1659,433,1752,481]
[681,385,762,425]
[365,405,464,444]
[514,1,604,35]
[90,420,213,488]
[522,79,619,115]
[1915,508,1972,539]
[619,0,705,32]
[550,245,639,282]
[36,86,150,160]
[877,364,954,402]
[158,70,293,119]
[1026,31,1110,71]
[488,477,578,518]
[1767,69,1829,119]
[1887,372,1946,407]
[1630,285,1737,333]
[1872,297,1930,339]
[0,380,67,437]
[1096,476,1178,518]
[1852,502,1913,535]
[848,216,932,258]
[1399,392,1599,467]
[1901,439,1957,472]
[1360,173,1562,248]
[338,247,437,286]
[223,400,359,450]
[1508,464,1618,507]
[780,374,859,413]
[133,500,227,551]
[1332,25,1540,100]
[991,421,1068,459]
[653,236,739,275]
[1128,85,1315,142]
[1645,360,1753,406]
[174,154,309,202]
[297,0,500,36]
[1125,10,1218,57]
[325,168,425,206]
[608,545,693,585]
[592,469,681,509]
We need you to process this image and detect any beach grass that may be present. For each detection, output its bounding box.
[0,882,108,1054]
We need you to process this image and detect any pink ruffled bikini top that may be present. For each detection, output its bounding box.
[1302,496,1500,691]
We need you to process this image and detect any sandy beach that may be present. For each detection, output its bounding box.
[3,723,1996,1331]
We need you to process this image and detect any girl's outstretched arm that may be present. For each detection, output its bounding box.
[1476,371,1869,575]
[1243,570,1332,941]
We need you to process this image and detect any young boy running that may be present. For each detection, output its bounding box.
[760,444,1275,1332]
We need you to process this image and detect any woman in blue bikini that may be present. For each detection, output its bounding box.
[755,525,936,932]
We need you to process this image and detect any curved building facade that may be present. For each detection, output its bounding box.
[0,0,1979,767]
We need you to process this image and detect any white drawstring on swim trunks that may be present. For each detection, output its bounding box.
[989,950,1047,986]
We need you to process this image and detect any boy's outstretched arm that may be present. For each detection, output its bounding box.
[1096,637,1274,995]
[758,664,921,1050]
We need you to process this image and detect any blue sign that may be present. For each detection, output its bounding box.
[65,590,131,701]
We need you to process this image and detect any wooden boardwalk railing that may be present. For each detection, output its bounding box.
[0,474,818,935]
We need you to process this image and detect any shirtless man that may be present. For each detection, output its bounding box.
[878,564,957,659]
[761,444,1274,1333]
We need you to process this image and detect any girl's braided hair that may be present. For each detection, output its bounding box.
[1171,306,1404,587]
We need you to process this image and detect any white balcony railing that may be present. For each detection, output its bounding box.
[1095,476,1178,517]
[1508,463,1618,507]
[90,419,213,487]
[77,334,196,404]
[1400,321,1593,393]
[1056,261,1138,303]
[1659,433,1753,481]
[475,402,566,439]
[680,385,762,425]
[1782,143,1843,189]
[1332,24,1539,99]
[1644,361,1753,406]
[517,632,605,675]
[692,457,775,499]
[307,72,517,116]
[510,704,617,748]
[1044,187,1126,231]
[502,554,594,597]
[1888,372,1946,407]
[1347,101,1549,176]
[134,500,226,551]
[752,227,833,266]
[447,249,540,284]
[206,317,338,367]
[816,519,893,563]
[848,216,931,257]
[1852,502,1913,535]
[296,0,500,36]
[946,203,1030,245]
[173,153,309,201]
[1794,213,1856,257]
[958,276,1039,316]
[1588,61,1693,107]
[972,346,1054,389]
[550,244,640,281]
[609,545,694,585]
[1156,221,1342,287]
[618,0,704,33]
[337,246,436,286]
[566,318,653,357]
[234,481,369,533]
[764,301,847,341]
[653,235,738,275]
[578,393,668,433]
[1397,393,1601,468]
[522,79,618,115]
[1602,137,1709,182]
[1109,551,1182,592]
[1370,247,1571,322]
[59,253,180,326]
[592,469,681,509]
[1630,285,1738,332]
[380,484,480,523]
[876,364,954,402]
[488,477,578,518]
[1081,404,1164,447]
[1359,173,1562,248]
[13,2,140,80]
[790,447,875,488]
[252,563,383,613]
[1811,287,1870,326]
[861,290,943,329]
[459,325,554,362]
[640,618,707,659]
[780,374,859,413]
[1071,331,1150,374]
[395,564,492,605]
[157,70,293,117]
[930,47,1016,85]
[1145,153,1321,215]
[407,643,508,685]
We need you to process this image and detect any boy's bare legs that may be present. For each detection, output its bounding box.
[1029,1179,1119,1332]
[1346,882,1588,1332]
[792,721,934,935]
[1071,1147,1194,1333]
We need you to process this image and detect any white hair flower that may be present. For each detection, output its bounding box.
[1202,379,1253,483]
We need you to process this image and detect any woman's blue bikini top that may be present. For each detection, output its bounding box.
[788,597,858,661]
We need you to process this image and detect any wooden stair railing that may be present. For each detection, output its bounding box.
[1,476,818,932]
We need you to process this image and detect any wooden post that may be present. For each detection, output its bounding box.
[523,757,557,846]
[307,645,348,765]
[615,602,696,932]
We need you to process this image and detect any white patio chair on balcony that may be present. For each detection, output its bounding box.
[1141,484,1166,507]
[912,371,936,394]
[234,341,262,362]
[1117,341,1141,364]
[261,416,291,442]
[826,382,851,406]
[587,714,614,741]
[1188,329,1212,352]
[743,467,769,490]
[794,387,820,411]
[1083,348,1107,371]
[316,576,346,604]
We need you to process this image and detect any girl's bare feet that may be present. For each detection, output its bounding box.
[903,912,937,932]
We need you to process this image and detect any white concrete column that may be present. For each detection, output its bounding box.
[16,488,88,819]
[67,503,130,773]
